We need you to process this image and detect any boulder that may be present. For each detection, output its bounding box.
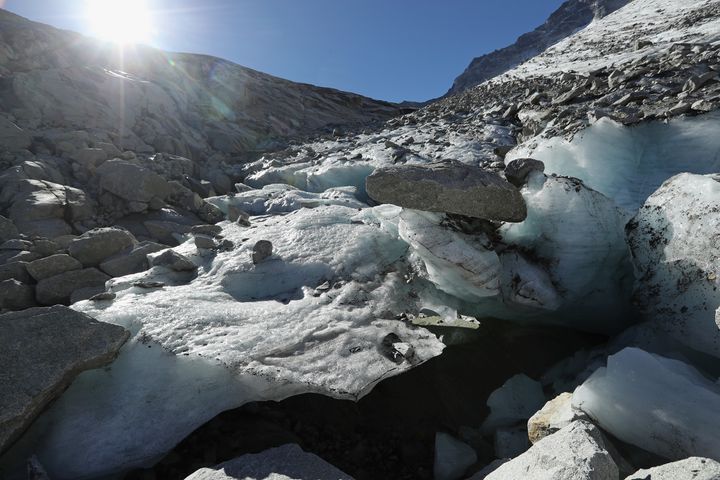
[434,432,478,480]
[528,392,588,444]
[96,159,173,203]
[484,421,619,480]
[183,444,353,480]
[0,306,128,454]
[0,117,31,151]
[0,215,19,242]
[99,241,166,277]
[0,279,35,310]
[365,161,526,222]
[504,158,545,187]
[68,227,137,266]
[149,249,197,272]
[252,240,273,264]
[481,374,546,434]
[3,179,92,225]
[35,268,110,305]
[494,426,530,458]
[27,254,82,281]
[624,457,720,480]
[0,262,31,284]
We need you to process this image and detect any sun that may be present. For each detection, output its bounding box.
[86,0,154,45]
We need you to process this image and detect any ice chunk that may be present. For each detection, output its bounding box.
[481,374,545,434]
[509,113,720,211]
[434,432,478,480]
[573,347,720,461]
[626,173,720,358]
[399,209,501,301]
[0,205,444,479]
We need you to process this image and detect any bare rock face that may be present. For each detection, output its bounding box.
[366,161,526,222]
[183,444,354,480]
[624,457,720,480]
[0,306,129,454]
[528,392,588,444]
[96,160,173,205]
[447,0,631,95]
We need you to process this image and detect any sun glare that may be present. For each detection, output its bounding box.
[86,0,154,45]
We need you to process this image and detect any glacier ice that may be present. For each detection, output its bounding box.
[433,432,478,480]
[627,173,720,358]
[481,374,545,434]
[509,113,720,211]
[0,205,445,479]
[573,347,720,461]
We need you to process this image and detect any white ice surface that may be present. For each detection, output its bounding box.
[573,347,720,461]
[481,374,546,434]
[0,205,444,479]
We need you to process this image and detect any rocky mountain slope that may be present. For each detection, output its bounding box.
[447,0,631,95]
[2,1,720,479]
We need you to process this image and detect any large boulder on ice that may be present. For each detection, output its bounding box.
[184,444,354,480]
[573,348,720,461]
[1,205,444,479]
[365,161,527,222]
[484,421,619,480]
[623,457,720,480]
[626,173,720,358]
[0,306,129,454]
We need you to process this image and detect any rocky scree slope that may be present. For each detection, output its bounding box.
[3,0,720,479]
[447,0,631,95]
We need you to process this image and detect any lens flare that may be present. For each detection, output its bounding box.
[85,0,154,45]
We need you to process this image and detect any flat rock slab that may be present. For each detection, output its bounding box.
[624,457,720,480]
[36,268,110,305]
[0,306,129,454]
[184,444,354,480]
[365,161,527,222]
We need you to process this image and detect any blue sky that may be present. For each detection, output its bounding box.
[3,0,565,102]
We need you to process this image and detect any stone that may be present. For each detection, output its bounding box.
[0,262,31,284]
[68,227,137,266]
[0,215,19,242]
[35,268,110,305]
[366,161,526,222]
[484,421,619,480]
[149,249,197,272]
[96,159,173,203]
[27,254,82,281]
[70,148,107,170]
[0,279,35,310]
[183,444,353,480]
[482,374,546,434]
[99,241,166,277]
[683,72,717,93]
[0,117,31,151]
[0,239,32,251]
[190,224,223,237]
[505,158,545,187]
[144,220,193,245]
[194,234,218,250]
[0,306,128,454]
[70,286,108,303]
[528,392,589,444]
[252,240,273,264]
[624,457,720,480]
[434,432,478,480]
[228,205,250,226]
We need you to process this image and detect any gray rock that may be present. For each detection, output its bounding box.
[0,305,128,454]
[68,227,137,266]
[96,159,173,203]
[99,241,166,277]
[485,421,619,480]
[528,392,589,444]
[252,240,273,264]
[228,205,250,226]
[191,224,223,237]
[183,444,354,480]
[0,279,35,310]
[35,268,110,305]
[0,262,31,283]
[194,234,218,250]
[149,249,197,272]
[27,254,82,281]
[0,215,19,243]
[0,239,33,251]
[624,457,720,480]
[505,158,545,187]
[494,426,530,458]
[70,286,108,303]
[468,459,510,479]
[366,161,526,222]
